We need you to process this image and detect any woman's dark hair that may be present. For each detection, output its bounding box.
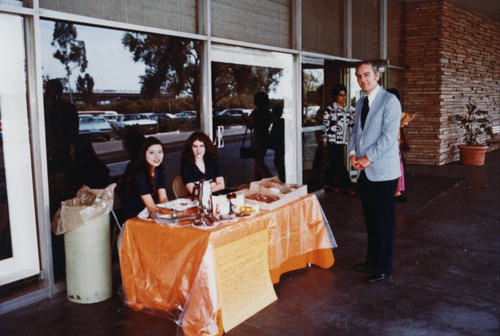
[181,131,217,164]
[387,88,401,101]
[122,130,146,161]
[331,84,347,100]
[122,137,164,198]
[70,136,110,189]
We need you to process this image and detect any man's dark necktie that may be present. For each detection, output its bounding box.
[361,96,369,130]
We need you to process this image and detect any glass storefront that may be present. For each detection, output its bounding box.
[0,0,406,294]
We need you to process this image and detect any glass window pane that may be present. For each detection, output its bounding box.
[211,44,295,183]
[302,0,344,56]
[39,0,197,34]
[41,20,202,277]
[352,0,381,60]
[41,19,202,193]
[211,0,291,48]
[0,13,40,285]
[301,64,324,191]
[0,0,23,7]
[212,61,285,184]
[302,66,324,127]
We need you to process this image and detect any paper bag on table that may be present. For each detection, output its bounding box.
[51,184,116,235]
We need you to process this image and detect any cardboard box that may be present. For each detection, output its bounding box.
[236,177,308,210]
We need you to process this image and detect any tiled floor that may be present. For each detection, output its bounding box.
[1,151,498,336]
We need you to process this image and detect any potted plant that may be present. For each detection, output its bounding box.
[455,102,491,166]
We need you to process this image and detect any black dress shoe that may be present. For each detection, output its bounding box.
[354,261,373,270]
[367,273,389,283]
[394,195,407,202]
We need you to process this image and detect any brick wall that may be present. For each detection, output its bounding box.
[404,1,500,165]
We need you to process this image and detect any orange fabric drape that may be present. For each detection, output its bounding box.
[120,194,334,336]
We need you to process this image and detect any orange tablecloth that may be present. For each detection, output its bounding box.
[119,194,334,335]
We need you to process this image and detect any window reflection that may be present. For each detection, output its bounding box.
[211,62,285,186]
[0,0,23,7]
[301,64,325,191]
[41,19,201,177]
[41,20,202,278]
[212,62,282,128]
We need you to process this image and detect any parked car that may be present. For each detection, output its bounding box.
[78,114,113,141]
[118,113,159,134]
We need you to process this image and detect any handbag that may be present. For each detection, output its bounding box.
[400,128,410,151]
[240,127,254,159]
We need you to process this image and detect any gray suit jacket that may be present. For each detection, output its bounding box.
[348,87,401,182]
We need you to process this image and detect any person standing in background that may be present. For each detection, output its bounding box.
[323,84,354,195]
[387,88,417,202]
[43,79,79,279]
[243,91,273,180]
[349,62,401,283]
[44,79,79,176]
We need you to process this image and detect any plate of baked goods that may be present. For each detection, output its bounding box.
[158,199,198,212]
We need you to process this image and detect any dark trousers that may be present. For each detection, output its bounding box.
[358,171,398,275]
[324,143,352,189]
[273,147,285,182]
[252,137,272,180]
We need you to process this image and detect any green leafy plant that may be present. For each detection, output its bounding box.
[455,103,490,146]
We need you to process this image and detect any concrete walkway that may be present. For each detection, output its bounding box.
[0,151,498,335]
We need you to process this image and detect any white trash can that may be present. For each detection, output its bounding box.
[64,213,112,304]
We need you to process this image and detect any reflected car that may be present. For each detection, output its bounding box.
[78,115,113,141]
[102,111,120,122]
[118,113,159,134]
[142,112,172,121]
[173,110,197,120]
[215,108,251,125]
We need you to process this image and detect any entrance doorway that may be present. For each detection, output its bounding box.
[301,59,405,192]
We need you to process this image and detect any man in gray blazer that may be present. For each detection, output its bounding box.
[348,61,401,283]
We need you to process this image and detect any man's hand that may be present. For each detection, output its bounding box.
[358,156,371,169]
[350,155,371,170]
[350,155,361,170]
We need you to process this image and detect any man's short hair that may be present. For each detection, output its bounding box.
[356,61,380,74]
[331,84,347,100]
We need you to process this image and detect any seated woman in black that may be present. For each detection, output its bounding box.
[181,131,225,195]
[120,136,169,220]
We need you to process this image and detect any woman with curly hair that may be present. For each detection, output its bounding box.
[181,131,225,195]
[119,136,169,220]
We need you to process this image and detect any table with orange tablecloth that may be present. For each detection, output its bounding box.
[119,193,335,336]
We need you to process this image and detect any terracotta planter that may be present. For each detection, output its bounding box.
[458,145,488,166]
